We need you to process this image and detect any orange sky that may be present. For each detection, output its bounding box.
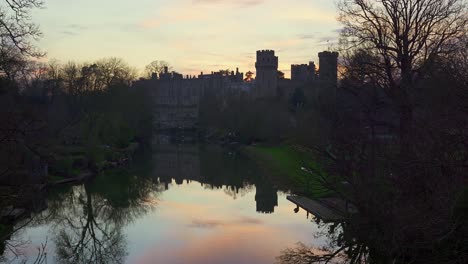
[34,0,341,78]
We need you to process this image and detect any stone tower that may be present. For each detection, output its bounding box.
[255,50,278,98]
[318,51,339,85]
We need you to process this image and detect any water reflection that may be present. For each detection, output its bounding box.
[52,184,127,263]
[3,145,319,264]
[45,165,160,263]
[154,145,278,213]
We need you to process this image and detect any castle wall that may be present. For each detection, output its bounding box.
[291,64,309,83]
[144,69,248,131]
[150,78,202,130]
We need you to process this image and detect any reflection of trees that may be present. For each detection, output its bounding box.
[1,151,160,263]
[46,167,161,263]
[155,144,281,213]
[52,184,127,263]
[199,145,259,200]
[155,144,260,200]
[276,221,368,264]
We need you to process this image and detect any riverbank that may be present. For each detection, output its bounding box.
[46,142,140,185]
[241,144,330,198]
[0,141,142,251]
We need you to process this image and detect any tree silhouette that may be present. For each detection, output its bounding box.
[52,184,127,264]
[144,60,171,79]
[0,0,44,57]
[338,0,468,149]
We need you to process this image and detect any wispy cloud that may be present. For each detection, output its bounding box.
[297,34,316,40]
[193,0,265,8]
[59,24,89,36]
[61,31,77,36]
[67,24,88,31]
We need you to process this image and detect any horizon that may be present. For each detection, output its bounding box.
[33,0,341,78]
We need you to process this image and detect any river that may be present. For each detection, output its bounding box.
[2,145,327,264]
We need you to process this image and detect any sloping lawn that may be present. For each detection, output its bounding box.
[243,145,330,198]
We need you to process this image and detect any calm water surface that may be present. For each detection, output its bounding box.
[5,145,325,264]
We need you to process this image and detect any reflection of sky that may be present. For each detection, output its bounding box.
[125,180,322,264]
[7,180,326,263]
[32,0,341,77]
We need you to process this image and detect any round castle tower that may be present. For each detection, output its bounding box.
[255,50,278,98]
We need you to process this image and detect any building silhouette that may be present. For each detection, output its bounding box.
[254,50,278,98]
[318,51,339,84]
[291,62,317,83]
[136,49,339,131]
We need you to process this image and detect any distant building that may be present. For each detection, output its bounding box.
[136,49,339,131]
[318,51,339,85]
[291,62,317,83]
[254,50,278,98]
[136,67,247,131]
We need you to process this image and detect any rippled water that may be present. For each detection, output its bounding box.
[3,145,325,264]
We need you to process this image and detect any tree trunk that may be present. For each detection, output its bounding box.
[399,104,413,156]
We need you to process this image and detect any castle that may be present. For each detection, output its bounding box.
[136,50,339,131]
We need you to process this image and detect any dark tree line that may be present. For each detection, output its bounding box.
[278,1,468,264]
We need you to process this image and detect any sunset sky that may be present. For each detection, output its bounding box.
[34,0,341,77]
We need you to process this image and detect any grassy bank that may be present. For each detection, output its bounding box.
[242,144,330,198]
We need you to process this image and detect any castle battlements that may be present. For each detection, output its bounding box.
[318,51,339,84]
[256,50,278,68]
[318,51,339,57]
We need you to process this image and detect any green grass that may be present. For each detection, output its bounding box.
[244,145,330,198]
[51,145,86,156]
[47,173,65,182]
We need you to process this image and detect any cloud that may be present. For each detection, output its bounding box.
[61,31,77,36]
[59,24,89,36]
[192,0,265,8]
[297,34,316,40]
[67,24,88,30]
[139,7,208,29]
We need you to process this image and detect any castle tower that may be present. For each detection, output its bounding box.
[308,61,317,80]
[318,51,339,85]
[255,50,278,98]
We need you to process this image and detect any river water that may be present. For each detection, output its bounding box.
[3,145,326,264]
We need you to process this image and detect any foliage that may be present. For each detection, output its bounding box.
[200,94,291,143]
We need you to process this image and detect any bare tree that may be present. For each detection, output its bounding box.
[0,0,45,57]
[96,57,137,88]
[338,0,468,147]
[144,60,171,79]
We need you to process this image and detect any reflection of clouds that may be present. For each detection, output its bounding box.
[189,219,224,228]
[126,182,316,264]
[188,216,263,228]
[133,224,290,264]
